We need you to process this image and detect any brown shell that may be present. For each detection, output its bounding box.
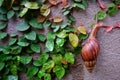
[81,38,100,73]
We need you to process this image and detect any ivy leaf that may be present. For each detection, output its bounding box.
[7,10,15,19]
[37,70,45,78]
[48,0,57,5]
[8,75,18,80]
[27,66,39,77]
[19,8,28,17]
[30,44,40,53]
[95,10,107,20]
[8,38,17,46]
[20,55,32,65]
[0,22,7,30]
[24,2,39,9]
[16,20,30,31]
[53,16,63,23]
[106,26,113,32]
[107,3,118,16]
[17,37,29,47]
[47,32,56,40]
[69,33,79,48]
[0,0,4,7]
[53,65,65,79]
[0,32,7,40]
[73,2,86,10]
[57,30,68,38]
[29,18,43,29]
[78,34,88,40]
[38,34,46,42]
[40,5,50,17]
[43,20,51,27]
[0,7,7,14]
[0,62,5,71]
[60,23,67,29]
[17,42,29,47]
[42,60,55,72]
[44,74,51,80]
[52,54,62,65]
[0,14,7,21]
[33,53,49,66]
[77,26,87,34]
[64,52,74,64]
[46,40,54,51]
[10,46,22,54]
[56,38,65,47]
[25,31,36,40]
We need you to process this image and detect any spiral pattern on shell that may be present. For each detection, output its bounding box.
[81,37,100,73]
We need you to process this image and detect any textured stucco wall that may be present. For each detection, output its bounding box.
[1,0,120,80]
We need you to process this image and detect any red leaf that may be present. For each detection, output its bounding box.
[114,23,120,28]
[118,4,120,9]
[106,26,113,32]
[97,0,106,9]
[61,0,67,9]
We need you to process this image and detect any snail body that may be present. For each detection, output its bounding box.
[81,22,103,73]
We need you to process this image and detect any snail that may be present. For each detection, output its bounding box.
[81,22,103,73]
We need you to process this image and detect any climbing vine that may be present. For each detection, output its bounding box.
[0,0,120,80]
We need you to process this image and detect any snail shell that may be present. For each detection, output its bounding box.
[81,22,102,73]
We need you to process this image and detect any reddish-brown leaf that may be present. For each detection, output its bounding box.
[97,0,106,9]
[118,4,120,9]
[106,26,113,32]
[37,15,46,23]
[114,23,120,28]
[61,0,67,9]
[48,0,58,5]
[53,16,63,23]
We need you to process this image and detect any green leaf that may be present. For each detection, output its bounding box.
[10,46,22,54]
[0,7,7,14]
[56,38,65,47]
[57,30,68,38]
[8,38,17,46]
[27,66,39,77]
[0,0,4,7]
[37,70,45,78]
[64,52,74,64]
[24,2,39,9]
[69,33,79,48]
[38,34,46,42]
[78,34,88,40]
[60,23,67,29]
[16,20,30,31]
[19,8,28,17]
[0,32,7,40]
[17,42,29,47]
[0,14,7,21]
[10,65,17,75]
[46,40,54,51]
[53,65,65,79]
[47,32,56,40]
[0,62,5,71]
[10,32,17,37]
[43,20,51,27]
[52,54,62,65]
[33,53,49,66]
[44,74,51,80]
[29,18,43,29]
[73,2,86,10]
[30,44,40,53]
[95,10,107,20]
[0,22,7,30]
[40,5,50,17]
[8,75,18,80]
[113,0,120,4]
[42,60,55,71]
[7,10,15,19]
[20,55,32,65]
[17,37,29,47]
[107,3,118,16]
[25,31,36,40]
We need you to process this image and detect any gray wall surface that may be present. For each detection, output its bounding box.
[1,0,120,80]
